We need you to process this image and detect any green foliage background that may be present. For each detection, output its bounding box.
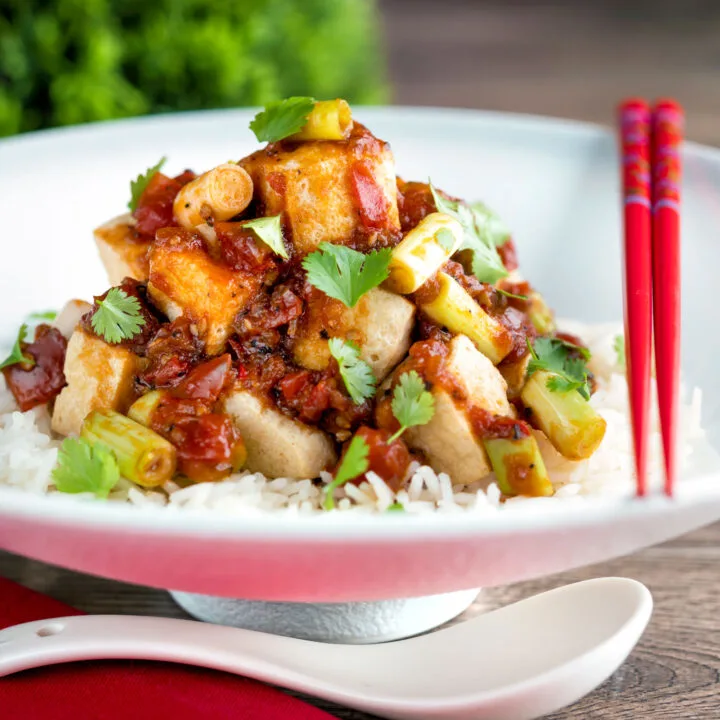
[0,0,388,136]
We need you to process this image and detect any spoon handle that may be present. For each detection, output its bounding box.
[0,614,314,680]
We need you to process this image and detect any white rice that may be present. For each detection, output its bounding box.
[0,322,714,515]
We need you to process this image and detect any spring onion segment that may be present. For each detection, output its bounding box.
[419,273,512,365]
[484,435,552,497]
[520,370,606,460]
[81,409,177,488]
[127,390,167,427]
[289,99,354,141]
[385,212,464,294]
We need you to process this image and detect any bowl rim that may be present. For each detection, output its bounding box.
[1,105,719,542]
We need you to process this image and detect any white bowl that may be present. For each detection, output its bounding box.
[1,108,719,616]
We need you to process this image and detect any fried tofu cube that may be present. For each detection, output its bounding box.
[239,124,400,256]
[223,388,337,479]
[147,228,262,355]
[94,213,151,285]
[51,329,139,437]
[292,287,415,382]
[404,335,512,485]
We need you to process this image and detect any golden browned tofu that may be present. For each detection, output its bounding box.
[404,335,512,485]
[94,213,151,285]
[223,388,337,479]
[239,124,400,256]
[51,329,139,437]
[147,228,262,355]
[292,287,414,382]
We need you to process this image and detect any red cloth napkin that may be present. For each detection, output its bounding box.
[0,577,337,720]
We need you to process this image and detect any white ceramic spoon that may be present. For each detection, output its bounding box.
[0,578,651,720]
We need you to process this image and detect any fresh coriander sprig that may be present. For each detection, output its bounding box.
[323,435,370,510]
[0,324,35,371]
[328,338,376,404]
[52,437,120,498]
[302,243,392,308]
[429,181,508,284]
[128,157,167,212]
[250,97,316,143]
[527,337,592,400]
[497,288,528,301]
[28,310,57,322]
[91,288,146,344]
[242,215,289,259]
[613,334,626,369]
[469,201,511,248]
[388,370,436,442]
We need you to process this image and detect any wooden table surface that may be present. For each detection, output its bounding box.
[4,1,720,718]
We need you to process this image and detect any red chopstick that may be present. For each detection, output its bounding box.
[619,99,653,497]
[651,100,683,497]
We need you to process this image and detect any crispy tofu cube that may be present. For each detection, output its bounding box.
[239,124,400,256]
[51,329,139,437]
[52,299,93,340]
[404,335,512,485]
[147,228,262,355]
[292,287,415,382]
[223,388,337,479]
[94,213,151,285]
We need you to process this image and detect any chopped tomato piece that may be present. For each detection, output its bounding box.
[3,326,67,411]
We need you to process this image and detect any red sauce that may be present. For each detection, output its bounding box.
[350,161,390,230]
[496,306,536,365]
[396,180,436,232]
[234,285,304,340]
[340,426,411,492]
[215,222,278,273]
[2,325,67,411]
[468,407,532,441]
[163,414,244,483]
[138,317,203,389]
[146,355,242,482]
[133,170,195,239]
[172,354,234,402]
[497,238,519,272]
[266,172,287,199]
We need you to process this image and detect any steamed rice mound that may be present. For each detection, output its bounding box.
[0,322,709,516]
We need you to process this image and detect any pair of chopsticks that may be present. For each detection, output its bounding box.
[619,99,683,498]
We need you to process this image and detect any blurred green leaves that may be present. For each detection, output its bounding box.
[0,0,388,136]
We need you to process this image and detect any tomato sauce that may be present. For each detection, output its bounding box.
[138,317,203,389]
[350,161,390,230]
[2,325,67,411]
[148,354,243,482]
[133,170,196,239]
[340,426,411,492]
[396,180,436,232]
[215,222,278,273]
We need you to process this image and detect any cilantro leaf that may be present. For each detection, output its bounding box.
[250,97,316,143]
[389,370,435,442]
[386,502,405,512]
[323,435,370,510]
[469,201,511,247]
[435,227,455,252]
[0,324,35,371]
[302,243,392,308]
[128,157,166,212]
[28,310,57,321]
[528,337,591,400]
[429,181,508,284]
[497,288,528,301]
[52,438,120,498]
[242,215,288,259]
[91,288,146,344]
[328,338,377,404]
[613,334,626,368]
